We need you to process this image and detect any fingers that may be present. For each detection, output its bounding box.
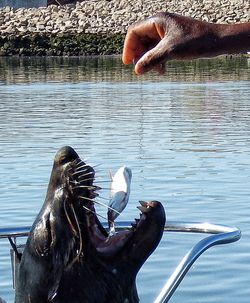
[122,16,170,74]
[122,18,163,65]
[122,28,147,65]
[134,38,169,75]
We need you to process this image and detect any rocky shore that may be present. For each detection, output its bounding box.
[0,0,249,56]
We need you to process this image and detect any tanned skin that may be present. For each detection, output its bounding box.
[122,12,250,74]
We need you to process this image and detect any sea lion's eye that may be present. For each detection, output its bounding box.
[58,156,68,165]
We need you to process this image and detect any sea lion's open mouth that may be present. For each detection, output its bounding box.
[86,200,159,256]
[64,146,164,257]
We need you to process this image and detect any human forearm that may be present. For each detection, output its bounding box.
[214,22,250,55]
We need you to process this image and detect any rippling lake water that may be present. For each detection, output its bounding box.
[0,57,249,302]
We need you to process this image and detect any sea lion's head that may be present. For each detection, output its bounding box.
[17,146,165,302]
[29,146,96,266]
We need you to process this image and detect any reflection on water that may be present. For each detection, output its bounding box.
[0,56,249,84]
[0,57,250,303]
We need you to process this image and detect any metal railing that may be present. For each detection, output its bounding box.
[0,221,241,303]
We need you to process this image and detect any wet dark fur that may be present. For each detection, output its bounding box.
[15,146,165,303]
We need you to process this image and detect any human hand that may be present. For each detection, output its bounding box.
[122,12,217,75]
[122,12,250,75]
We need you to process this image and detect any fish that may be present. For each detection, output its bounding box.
[108,166,132,235]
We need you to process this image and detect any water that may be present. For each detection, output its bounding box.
[0,56,249,302]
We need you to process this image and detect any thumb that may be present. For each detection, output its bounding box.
[134,38,170,75]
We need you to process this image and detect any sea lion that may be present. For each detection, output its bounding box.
[15,146,165,303]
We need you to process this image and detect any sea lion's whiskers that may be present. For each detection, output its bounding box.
[81,204,93,213]
[75,168,88,175]
[75,164,88,171]
[72,170,86,176]
[92,163,102,169]
[63,180,83,265]
[69,180,78,185]
[79,196,120,215]
[68,203,83,267]
[98,196,110,201]
[74,161,83,167]
[77,177,96,183]
[76,176,110,184]
[67,160,86,172]
[76,163,101,171]
[82,205,111,223]
[72,170,94,177]
[63,200,78,237]
[75,159,86,166]
[69,181,93,187]
[69,177,96,186]
[78,171,95,177]
[78,175,91,181]
[72,185,97,191]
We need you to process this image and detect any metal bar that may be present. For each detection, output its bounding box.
[154,222,241,303]
[0,221,240,238]
[0,226,30,239]
[0,221,241,303]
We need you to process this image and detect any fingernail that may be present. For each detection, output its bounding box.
[135,62,150,75]
[135,64,144,75]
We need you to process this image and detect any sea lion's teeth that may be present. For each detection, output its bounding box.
[139,201,148,207]
[131,222,137,228]
[137,206,150,213]
[89,189,99,199]
[137,206,145,212]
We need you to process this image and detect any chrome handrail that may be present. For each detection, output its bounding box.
[0,221,241,303]
[0,226,30,239]
[154,222,241,303]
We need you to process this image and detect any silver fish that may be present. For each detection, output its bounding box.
[108,166,132,235]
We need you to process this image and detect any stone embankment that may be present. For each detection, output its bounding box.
[0,0,249,56]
